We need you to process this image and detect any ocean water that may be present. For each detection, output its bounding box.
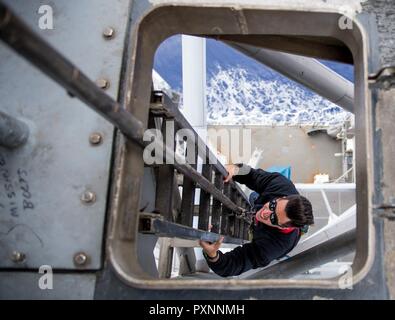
[205,66,352,126]
[154,35,354,126]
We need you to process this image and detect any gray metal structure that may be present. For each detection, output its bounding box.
[0,0,395,300]
[0,0,129,271]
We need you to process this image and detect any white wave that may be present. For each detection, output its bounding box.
[206,66,353,126]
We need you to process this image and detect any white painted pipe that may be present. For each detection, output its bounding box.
[181,35,207,128]
[226,42,354,113]
[295,183,355,191]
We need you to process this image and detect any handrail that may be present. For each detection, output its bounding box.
[0,4,145,145]
[0,4,250,242]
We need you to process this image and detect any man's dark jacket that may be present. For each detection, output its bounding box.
[204,165,301,277]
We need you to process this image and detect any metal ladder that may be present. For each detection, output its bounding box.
[0,3,251,280]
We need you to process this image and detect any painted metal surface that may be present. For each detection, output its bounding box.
[0,0,130,269]
[1,0,394,299]
[0,272,96,300]
[181,36,207,128]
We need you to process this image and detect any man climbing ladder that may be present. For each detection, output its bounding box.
[199,163,314,277]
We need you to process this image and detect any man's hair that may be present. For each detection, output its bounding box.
[284,195,314,227]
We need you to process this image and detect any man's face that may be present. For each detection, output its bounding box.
[255,198,291,228]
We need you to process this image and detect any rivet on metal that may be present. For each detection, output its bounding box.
[96,78,109,90]
[11,251,26,263]
[89,132,103,145]
[74,252,88,266]
[81,191,96,204]
[102,27,115,39]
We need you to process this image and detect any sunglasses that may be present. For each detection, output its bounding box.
[268,199,279,226]
[268,198,294,228]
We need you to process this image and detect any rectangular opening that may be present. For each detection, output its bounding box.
[107,5,372,289]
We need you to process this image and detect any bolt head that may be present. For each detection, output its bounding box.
[96,79,109,89]
[74,252,88,266]
[103,27,115,39]
[11,251,26,263]
[89,133,103,145]
[81,191,96,204]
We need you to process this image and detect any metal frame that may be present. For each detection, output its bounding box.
[106,4,372,289]
[0,2,375,291]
